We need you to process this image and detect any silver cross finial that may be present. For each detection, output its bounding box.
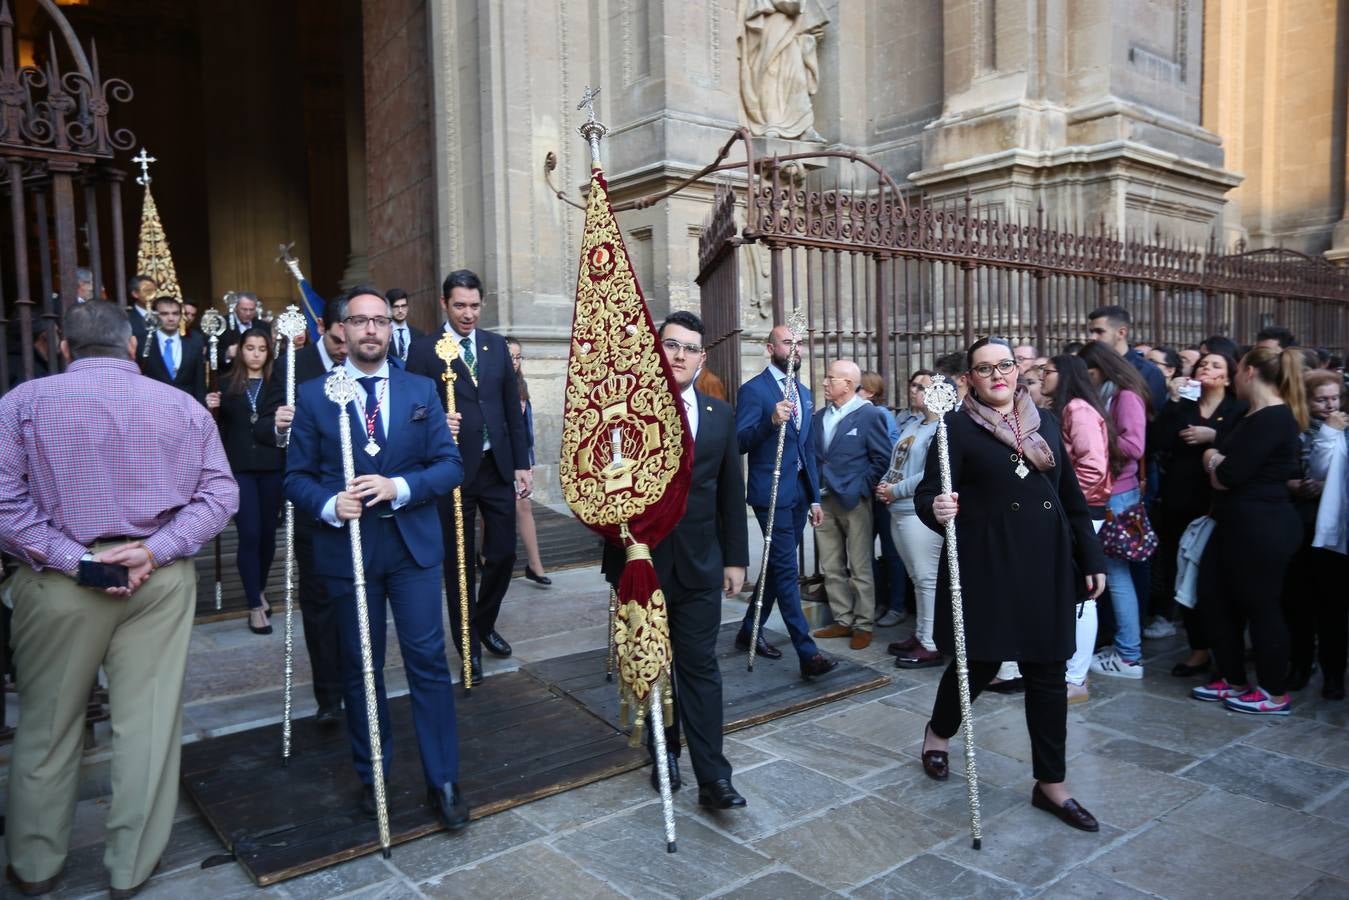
[132,147,156,187]
[576,87,609,166]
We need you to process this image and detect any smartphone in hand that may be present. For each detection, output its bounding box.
[77,560,130,589]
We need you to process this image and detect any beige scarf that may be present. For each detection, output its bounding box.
[963,386,1056,471]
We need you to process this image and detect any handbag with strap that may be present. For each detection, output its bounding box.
[1100,501,1158,561]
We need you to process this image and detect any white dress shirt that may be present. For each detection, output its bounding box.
[442,323,489,451]
[681,384,700,441]
[393,322,413,358]
[320,359,412,526]
[158,330,181,373]
[768,364,803,429]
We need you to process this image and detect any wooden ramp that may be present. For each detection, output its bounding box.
[179,627,888,886]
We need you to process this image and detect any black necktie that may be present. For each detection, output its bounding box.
[358,376,387,449]
[396,328,406,358]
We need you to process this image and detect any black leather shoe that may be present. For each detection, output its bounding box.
[698,779,746,809]
[1171,662,1209,677]
[108,861,160,900]
[649,750,681,793]
[921,723,949,781]
[315,705,343,727]
[799,653,839,679]
[358,784,376,820]
[524,566,553,586]
[481,630,512,658]
[735,632,782,660]
[6,864,61,897]
[1031,782,1099,832]
[469,655,484,687]
[428,782,471,831]
[985,678,1024,694]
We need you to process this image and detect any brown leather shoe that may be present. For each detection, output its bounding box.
[6,865,60,897]
[849,630,872,650]
[920,723,949,781]
[108,859,161,899]
[1031,782,1099,832]
[812,623,852,639]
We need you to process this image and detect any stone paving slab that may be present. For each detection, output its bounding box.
[9,570,1349,900]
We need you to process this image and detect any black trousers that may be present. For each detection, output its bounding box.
[646,583,732,787]
[1201,511,1300,695]
[1286,545,1349,682]
[930,658,1067,784]
[294,514,343,710]
[441,451,517,657]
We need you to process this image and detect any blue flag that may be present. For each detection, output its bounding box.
[296,279,323,343]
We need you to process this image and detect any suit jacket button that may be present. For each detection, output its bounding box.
[1043,501,1053,510]
[1010,502,1020,511]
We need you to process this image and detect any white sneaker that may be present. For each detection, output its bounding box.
[1090,650,1144,680]
[1143,616,1177,639]
[876,609,906,627]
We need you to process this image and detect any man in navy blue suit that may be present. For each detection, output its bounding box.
[736,324,838,679]
[406,270,531,685]
[285,287,470,831]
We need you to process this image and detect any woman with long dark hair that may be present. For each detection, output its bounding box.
[206,327,285,634]
[1149,351,1244,676]
[1041,355,1114,704]
[916,337,1106,832]
[1079,341,1152,680]
[1193,347,1307,713]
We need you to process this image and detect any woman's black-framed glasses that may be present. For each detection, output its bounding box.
[970,359,1017,378]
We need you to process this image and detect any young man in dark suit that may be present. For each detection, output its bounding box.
[139,296,207,404]
[254,295,350,724]
[736,324,838,678]
[126,274,157,352]
[284,288,469,830]
[387,288,424,362]
[406,269,531,684]
[604,310,751,810]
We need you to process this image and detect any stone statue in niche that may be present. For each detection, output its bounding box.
[738,0,829,142]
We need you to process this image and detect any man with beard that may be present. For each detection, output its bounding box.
[284,287,469,829]
[734,324,838,678]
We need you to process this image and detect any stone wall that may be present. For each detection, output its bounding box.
[363,0,439,327]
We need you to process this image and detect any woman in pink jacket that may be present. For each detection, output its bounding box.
[1043,355,1118,703]
[1080,342,1154,680]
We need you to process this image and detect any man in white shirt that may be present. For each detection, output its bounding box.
[387,288,423,361]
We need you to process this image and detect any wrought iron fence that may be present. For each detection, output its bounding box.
[677,132,1349,404]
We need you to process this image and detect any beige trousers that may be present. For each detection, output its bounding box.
[5,555,195,891]
[816,494,877,631]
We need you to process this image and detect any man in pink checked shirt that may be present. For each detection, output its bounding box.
[0,300,237,899]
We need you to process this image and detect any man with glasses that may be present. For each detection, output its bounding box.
[406,269,531,685]
[604,310,750,810]
[809,360,892,650]
[387,288,424,361]
[1013,344,1039,375]
[285,286,469,831]
[221,292,271,369]
[735,324,838,678]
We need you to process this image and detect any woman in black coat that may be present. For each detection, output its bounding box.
[207,327,286,634]
[915,337,1107,833]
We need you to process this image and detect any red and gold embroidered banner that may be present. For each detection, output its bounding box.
[560,165,692,737]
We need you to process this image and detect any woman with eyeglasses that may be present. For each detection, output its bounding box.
[205,327,286,634]
[915,337,1107,833]
[1283,369,1347,697]
[1078,341,1153,680]
[506,337,550,586]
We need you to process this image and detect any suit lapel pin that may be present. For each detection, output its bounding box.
[705,405,712,412]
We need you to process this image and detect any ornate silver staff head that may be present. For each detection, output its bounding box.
[924,375,959,416]
[199,308,225,339]
[324,367,360,408]
[276,305,306,341]
[784,308,808,370]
